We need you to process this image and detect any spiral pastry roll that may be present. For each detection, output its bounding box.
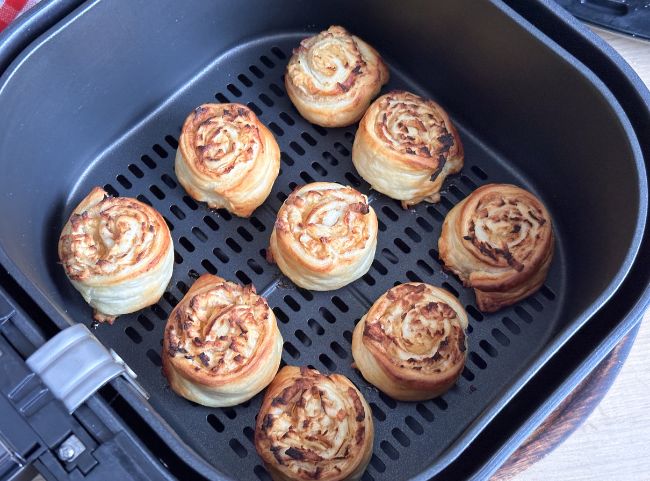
[255,366,373,481]
[285,25,389,127]
[175,103,280,217]
[439,184,554,312]
[162,274,282,407]
[269,182,378,291]
[58,187,173,323]
[352,91,464,208]
[352,283,468,401]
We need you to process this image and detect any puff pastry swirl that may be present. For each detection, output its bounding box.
[285,25,389,127]
[269,182,378,291]
[255,366,373,481]
[58,187,173,323]
[439,183,554,312]
[162,274,282,407]
[352,283,468,401]
[175,103,280,217]
[352,90,464,208]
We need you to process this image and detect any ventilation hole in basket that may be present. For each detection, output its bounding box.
[178,236,194,253]
[448,185,464,201]
[284,295,300,312]
[416,216,433,232]
[249,65,264,79]
[205,414,225,433]
[461,175,478,190]
[394,238,411,254]
[416,403,434,422]
[526,297,544,312]
[289,141,305,156]
[276,191,288,203]
[366,454,385,473]
[116,175,132,189]
[470,352,487,369]
[188,269,200,280]
[382,205,398,222]
[169,205,184,220]
[339,331,351,346]
[200,259,217,275]
[439,196,454,211]
[466,305,483,321]
[146,349,162,367]
[176,280,189,295]
[183,195,198,210]
[269,83,284,97]
[247,101,262,116]
[466,323,474,334]
[377,218,387,232]
[159,174,176,190]
[461,366,475,381]
[228,438,247,458]
[363,273,376,286]
[344,131,355,143]
[319,307,336,324]
[330,341,347,359]
[334,142,350,156]
[417,260,433,276]
[381,249,399,265]
[470,165,488,179]
[405,416,424,435]
[284,341,300,359]
[137,314,154,331]
[289,182,298,191]
[440,282,458,297]
[150,304,167,320]
[308,318,324,335]
[405,271,421,283]
[295,330,311,347]
[137,194,152,206]
[127,164,144,179]
[514,306,533,323]
[268,121,283,136]
[268,46,285,59]
[331,296,348,312]
[427,205,444,222]
[404,227,422,243]
[492,328,510,346]
[300,132,317,146]
[234,227,251,243]
[428,248,443,266]
[296,287,313,301]
[432,397,448,411]
[391,427,411,447]
[165,134,178,149]
[247,258,263,275]
[215,92,229,103]
[300,171,315,183]
[125,326,142,344]
[370,402,386,421]
[257,93,272,107]
[540,284,556,300]
[254,465,272,481]
[379,391,397,409]
[199,217,217,233]
[219,407,236,420]
[243,426,255,444]
[103,184,119,197]
[319,353,336,371]
[153,144,168,158]
[162,216,174,232]
[273,307,289,324]
[211,247,229,264]
[371,261,387,278]
[480,339,498,358]
[235,270,251,285]
[344,172,361,187]
[322,151,339,166]
[362,472,375,481]
[380,441,400,459]
[173,250,183,264]
[237,73,253,88]
[279,112,295,126]
[148,185,164,200]
[227,83,242,97]
[225,237,242,253]
[139,155,156,170]
[163,292,179,308]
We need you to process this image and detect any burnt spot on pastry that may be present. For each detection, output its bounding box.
[198,352,210,367]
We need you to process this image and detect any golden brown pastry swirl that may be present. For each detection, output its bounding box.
[255,366,373,481]
[162,274,282,407]
[352,90,464,208]
[285,25,389,127]
[175,103,280,217]
[58,187,173,323]
[352,283,468,401]
[439,183,554,312]
[269,182,378,291]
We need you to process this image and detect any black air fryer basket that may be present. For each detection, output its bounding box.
[0,1,649,480]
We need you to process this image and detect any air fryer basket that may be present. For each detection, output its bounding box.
[0,1,646,480]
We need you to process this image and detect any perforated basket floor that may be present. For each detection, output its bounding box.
[55,34,566,481]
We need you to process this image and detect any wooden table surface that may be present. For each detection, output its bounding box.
[509,27,650,481]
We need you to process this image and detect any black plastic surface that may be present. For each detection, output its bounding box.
[0,1,647,481]
[556,0,650,40]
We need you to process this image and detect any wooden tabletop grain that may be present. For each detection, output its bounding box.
[509,27,650,481]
